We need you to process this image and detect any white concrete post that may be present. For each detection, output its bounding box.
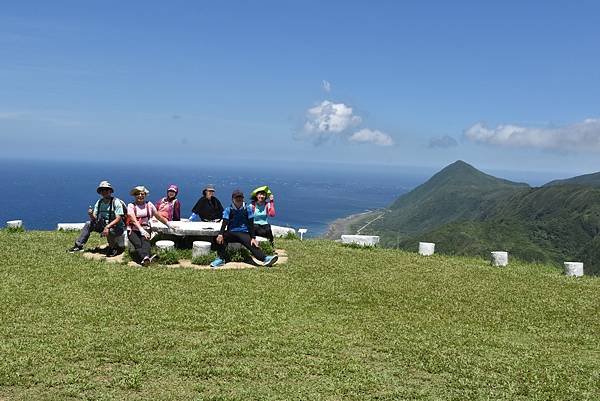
[491,251,508,267]
[298,228,307,240]
[6,220,23,229]
[155,240,175,252]
[418,242,435,256]
[192,241,212,258]
[564,262,584,277]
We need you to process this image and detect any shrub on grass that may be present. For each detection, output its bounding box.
[283,231,298,240]
[157,249,180,265]
[226,247,251,262]
[3,226,25,233]
[342,242,377,250]
[192,251,218,266]
[259,240,275,255]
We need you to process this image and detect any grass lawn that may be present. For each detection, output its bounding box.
[0,230,599,400]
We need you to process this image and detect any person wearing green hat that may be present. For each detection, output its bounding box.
[67,180,126,256]
[250,185,276,245]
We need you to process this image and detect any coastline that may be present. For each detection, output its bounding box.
[322,210,380,239]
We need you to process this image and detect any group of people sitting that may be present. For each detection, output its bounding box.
[67,181,278,268]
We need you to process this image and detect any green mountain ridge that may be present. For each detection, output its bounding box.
[544,171,600,187]
[358,161,600,275]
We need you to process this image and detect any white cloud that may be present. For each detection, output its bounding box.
[322,80,331,93]
[303,100,361,136]
[464,118,600,151]
[349,128,394,146]
[298,100,393,146]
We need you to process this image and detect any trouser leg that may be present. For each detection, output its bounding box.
[255,224,274,245]
[128,230,150,262]
[225,231,266,261]
[107,226,124,249]
[75,220,102,247]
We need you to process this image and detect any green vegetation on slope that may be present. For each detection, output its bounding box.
[356,161,600,275]
[362,160,529,240]
[1,230,599,400]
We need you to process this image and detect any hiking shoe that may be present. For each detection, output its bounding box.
[141,256,151,267]
[210,258,225,268]
[106,248,120,257]
[67,245,84,253]
[263,255,278,267]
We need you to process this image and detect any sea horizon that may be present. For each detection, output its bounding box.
[1,158,581,237]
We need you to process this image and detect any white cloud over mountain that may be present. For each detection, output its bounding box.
[464,118,600,151]
[349,128,394,146]
[300,100,393,146]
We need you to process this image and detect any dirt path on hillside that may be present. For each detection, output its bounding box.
[323,210,381,239]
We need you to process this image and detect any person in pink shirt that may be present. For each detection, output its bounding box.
[155,184,181,221]
[127,186,172,266]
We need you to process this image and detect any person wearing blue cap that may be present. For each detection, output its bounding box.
[210,189,278,268]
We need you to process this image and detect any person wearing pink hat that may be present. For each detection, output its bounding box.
[155,184,181,221]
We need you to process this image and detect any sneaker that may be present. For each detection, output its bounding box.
[210,258,225,268]
[67,245,84,253]
[106,248,120,257]
[141,256,151,267]
[263,255,278,267]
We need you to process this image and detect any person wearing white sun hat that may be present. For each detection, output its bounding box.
[127,186,173,266]
[67,180,126,257]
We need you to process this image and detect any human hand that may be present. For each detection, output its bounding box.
[102,227,109,237]
[216,234,224,245]
[269,194,274,201]
[250,238,258,248]
[140,228,150,239]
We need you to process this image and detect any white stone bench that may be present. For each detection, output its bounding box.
[57,223,86,231]
[151,221,295,238]
[192,241,212,257]
[418,242,435,256]
[6,220,23,228]
[341,235,379,247]
[491,251,508,267]
[156,240,175,252]
[564,262,583,277]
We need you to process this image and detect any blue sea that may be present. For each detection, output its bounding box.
[0,159,431,237]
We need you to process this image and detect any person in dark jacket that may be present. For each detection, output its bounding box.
[189,184,224,222]
[210,189,278,268]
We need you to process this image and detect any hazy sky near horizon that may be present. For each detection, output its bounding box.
[1,1,600,174]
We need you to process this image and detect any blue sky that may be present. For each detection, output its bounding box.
[1,1,600,174]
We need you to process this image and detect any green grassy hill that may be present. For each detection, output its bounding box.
[359,161,528,243]
[1,230,599,400]
[356,161,600,275]
[545,171,600,187]
[399,185,600,275]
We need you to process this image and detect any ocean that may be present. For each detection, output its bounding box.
[0,159,430,237]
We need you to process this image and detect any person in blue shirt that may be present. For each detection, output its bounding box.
[210,189,278,268]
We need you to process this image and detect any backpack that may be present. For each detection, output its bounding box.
[98,197,126,225]
[126,202,151,229]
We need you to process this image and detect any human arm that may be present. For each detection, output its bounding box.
[267,198,276,217]
[216,207,230,244]
[173,199,181,221]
